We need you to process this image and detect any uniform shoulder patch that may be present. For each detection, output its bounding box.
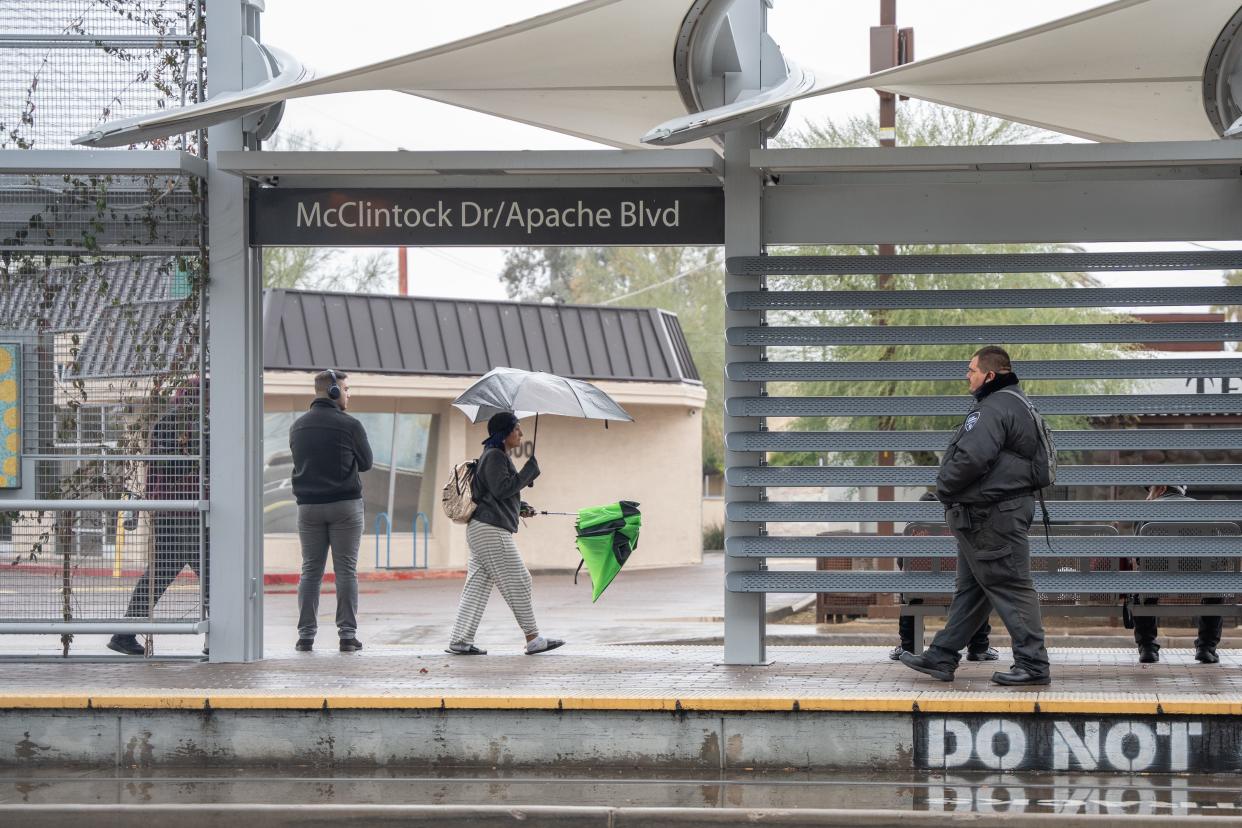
[963,411,982,432]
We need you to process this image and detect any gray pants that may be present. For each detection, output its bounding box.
[449,520,539,645]
[297,499,363,640]
[927,497,1051,677]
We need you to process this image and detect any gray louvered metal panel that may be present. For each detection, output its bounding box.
[726,429,1242,452]
[725,535,1240,557]
[727,286,1242,311]
[728,394,1242,417]
[727,323,1242,347]
[726,571,1242,594]
[728,500,1242,523]
[727,465,1242,488]
[725,251,1242,276]
[727,358,1242,383]
[262,289,699,383]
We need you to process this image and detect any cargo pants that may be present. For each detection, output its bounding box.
[925,496,1051,678]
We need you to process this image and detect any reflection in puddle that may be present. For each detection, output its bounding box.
[1,768,1239,815]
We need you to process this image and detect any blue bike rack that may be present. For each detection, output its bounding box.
[413,512,430,570]
[375,510,431,570]
[373,512,392,569]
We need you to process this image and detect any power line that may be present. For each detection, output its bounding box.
[297,100,407,150]
[598,259,719,305]
[423,249,499,279]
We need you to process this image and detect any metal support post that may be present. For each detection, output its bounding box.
[723,123,767,665]
[206,0,264,662]
[874,0,898,541]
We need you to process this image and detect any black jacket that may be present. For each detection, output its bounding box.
[471,446,540,533]
[936,372,1044,504]
[289,398,374,505]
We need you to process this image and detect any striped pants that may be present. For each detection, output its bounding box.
[449,520,539,645]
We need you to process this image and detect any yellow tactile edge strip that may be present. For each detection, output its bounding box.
[1,693,1240,715]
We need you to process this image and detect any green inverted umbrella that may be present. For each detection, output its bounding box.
[572,501,641,602]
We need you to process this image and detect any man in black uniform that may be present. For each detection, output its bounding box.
[899,346,1052,686]
[1132,484,1224,665]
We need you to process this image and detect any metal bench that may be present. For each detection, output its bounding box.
[726,522,1242,652]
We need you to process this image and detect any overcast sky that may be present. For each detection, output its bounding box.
[259,1,1230,300]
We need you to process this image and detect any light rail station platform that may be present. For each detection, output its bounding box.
[2,645,1239,776]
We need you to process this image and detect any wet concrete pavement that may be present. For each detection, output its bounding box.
[0,552,811,659]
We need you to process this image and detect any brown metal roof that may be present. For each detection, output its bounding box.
[10,256,701,383]
[0,257,174,332]
[262,289,701,384]
[71,298,199,379]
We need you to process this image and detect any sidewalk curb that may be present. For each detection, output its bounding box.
[262,569,465,586]
[1,563,465,585]
[765,594,816,622]
[630,632,1242,648]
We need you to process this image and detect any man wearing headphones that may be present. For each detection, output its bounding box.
[290,369,373,653]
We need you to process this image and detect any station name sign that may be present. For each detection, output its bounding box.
[250,187,724,246]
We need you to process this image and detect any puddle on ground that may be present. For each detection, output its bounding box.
[1,768,1238,816]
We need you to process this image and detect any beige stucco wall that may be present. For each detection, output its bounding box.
[701,497,725,537]
[264,371,705,572]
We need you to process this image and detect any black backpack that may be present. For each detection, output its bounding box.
[998,388,1057,488]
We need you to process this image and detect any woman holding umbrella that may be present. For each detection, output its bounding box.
[447,412,565,656]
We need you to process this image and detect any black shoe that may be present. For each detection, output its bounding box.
[339,638,363,652]
[1138,644,1159,664]
[888,644,910,662]
[991,667,1051,686]
[898,651,954,682]
[295,638,314,652]
[967,647,1000,662]
[107,635,144,656]
[1195,646,1219,664]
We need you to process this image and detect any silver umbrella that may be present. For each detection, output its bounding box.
[452,367,633,451]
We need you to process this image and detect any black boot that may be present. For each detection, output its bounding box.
[1137,643,1159,664]
[991,666,1051,686]
[107,634,144,656]
[898,651,954,682]
[1195,646,1219,664]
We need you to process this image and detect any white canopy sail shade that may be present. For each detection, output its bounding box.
[75,0,709,150]
[645,0,1242,146]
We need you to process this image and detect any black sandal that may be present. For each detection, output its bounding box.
[445,643,487,655]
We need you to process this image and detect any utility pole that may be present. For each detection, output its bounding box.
[821,3,916,626]
[871,1,913,537]
[398,247,409,295]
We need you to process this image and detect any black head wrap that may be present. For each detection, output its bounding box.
[482,411,518,449]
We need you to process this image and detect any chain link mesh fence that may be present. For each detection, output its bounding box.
[0,256,206,637]
[0,0,203,152]
[1,2,207,651]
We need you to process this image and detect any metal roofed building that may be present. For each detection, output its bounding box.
[261,288,706,575]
